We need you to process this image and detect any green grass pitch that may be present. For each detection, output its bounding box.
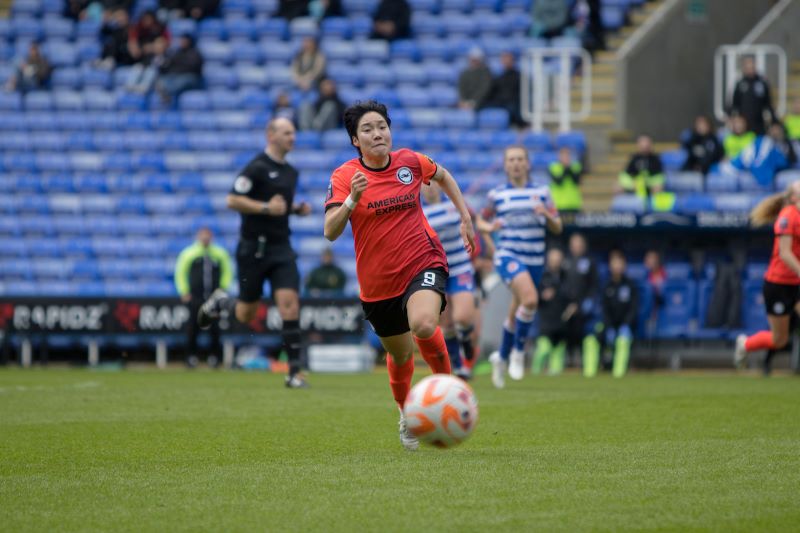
[1,368,799,532]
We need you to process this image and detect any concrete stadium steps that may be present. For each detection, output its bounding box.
[576,0,667,211]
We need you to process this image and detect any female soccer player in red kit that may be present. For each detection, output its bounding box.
[735,181,800,370]
[323,101,475,451]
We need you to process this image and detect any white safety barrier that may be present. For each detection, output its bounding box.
[521,47,592,132]
[713,44,787,122]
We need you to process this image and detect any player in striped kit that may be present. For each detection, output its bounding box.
[478,146,562,388]
[421,181,478,380]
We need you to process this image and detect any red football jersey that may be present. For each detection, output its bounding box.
[765,205,800,285]
[325,149,448,302]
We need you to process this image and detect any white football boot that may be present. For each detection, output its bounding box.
[734,334,749,369]
[508,348,525,381]
[489,351,506,389]
[398,410,419,451]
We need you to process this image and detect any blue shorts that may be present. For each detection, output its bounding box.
[446,271,476,294]
[494,254,543,286]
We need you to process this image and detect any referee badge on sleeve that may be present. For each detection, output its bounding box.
[234,176,253,194]
[326,181,333,201]
[779,217,789,231]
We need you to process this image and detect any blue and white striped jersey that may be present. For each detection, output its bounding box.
[422,200,474,277]
[486,181,554,267]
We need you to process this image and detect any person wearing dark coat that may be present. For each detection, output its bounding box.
[729,56,776,136]
[371,0,410,41]
[155,34,203,103]
[682,115,724,175]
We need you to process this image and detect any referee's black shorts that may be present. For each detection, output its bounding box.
[762,280,800,317]
[236,239,299,303]
[361,267,448,338]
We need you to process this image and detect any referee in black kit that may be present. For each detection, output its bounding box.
[199,117,313,388]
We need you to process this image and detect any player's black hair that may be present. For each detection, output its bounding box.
[343,100,391,155]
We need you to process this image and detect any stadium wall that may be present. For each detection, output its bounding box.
[617,0,774,139]
[743,0,800,51]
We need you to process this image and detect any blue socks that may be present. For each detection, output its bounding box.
[499,320,515,362]
[444,334,462,370]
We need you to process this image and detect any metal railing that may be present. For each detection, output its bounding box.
[521,47,592,132]
[713,44,787,122]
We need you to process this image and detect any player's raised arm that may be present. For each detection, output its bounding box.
[324,170,367,241]
[430,165,475,254]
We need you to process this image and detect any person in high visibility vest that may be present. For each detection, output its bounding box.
[618,135,674,212]
[548,147,583,213]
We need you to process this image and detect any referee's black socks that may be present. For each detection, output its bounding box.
[282,319,302,377]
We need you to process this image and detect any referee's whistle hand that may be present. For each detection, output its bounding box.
[266,195,287,216]
[351,171,368,201]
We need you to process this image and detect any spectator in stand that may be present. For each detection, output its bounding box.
[4,42,52,92]
[126,36,167,93]
[595,249,638,379]
[272,92,298,126]
[277,0,310,20]
[786,98,800,141]
[458,47,493,111]
[771,121,797,168]
[618,135,664,200]
[724,115,756,160]
[726,122,791,187]
[127,10,170,65]
[309,0,343,19]
[159,0,219,20]
[531,248,569,376]
[371,0,410,41]
[681,115,724,175]
[99,9,134,68]
[531,0,574,39]
[155,33,204,104]
[548,147,583,213]
[486,51,524,127]
[174,227,233,369]
[577,0,605,52]
[729,56,776,136]
[291,37,326,92]
[299,78,346,131]
[305,248,347,297]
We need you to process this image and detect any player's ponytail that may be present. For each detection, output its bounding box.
[750,190,790,226]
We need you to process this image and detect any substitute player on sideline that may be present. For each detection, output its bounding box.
[198,117,313,388]
[323,101,475,451]
[421,181,479,380]
[735,180,800,371]
[478,146,562,388]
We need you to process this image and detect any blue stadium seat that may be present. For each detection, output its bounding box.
[610,194,646,213]
[51,67,81,89]
[522,131,554,152]
[742,279,769,332]
[225,18,257,40]
[675,194,714,214]
[442,14,477,35]
[179,90,211,110]
[254,17,287,39]
[477,108,509,130]
[602,6,626,30]
[776,170,800,190]
[83,89,116,110]
[714,194,752,212]
[666,171,703,193]
[705,172,737,192]
[53,90,84,110]
[82,69,112,89]
[76,19,101,38]
[656,280,697,338]
[11,17,42,39]
[555,131,586,154]
[289,17,319,38]
[737,172,772,192]
[661,150,687,171]
[24,91,53,110]
[169,18,197,37]
[198,18,227,40]
[42,17,74,40]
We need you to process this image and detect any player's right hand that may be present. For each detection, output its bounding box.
[351,171,368,202]
[266,194,287,216]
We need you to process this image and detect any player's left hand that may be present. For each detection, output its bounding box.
[460,218,475,255]
[295,202,312,216]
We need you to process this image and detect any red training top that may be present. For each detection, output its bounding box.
[325,149,448,302]
[765,204,800,285]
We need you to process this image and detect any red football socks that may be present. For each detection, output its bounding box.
[387,354,414,408]
[745,331,776,351]
[414,327,452,375]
